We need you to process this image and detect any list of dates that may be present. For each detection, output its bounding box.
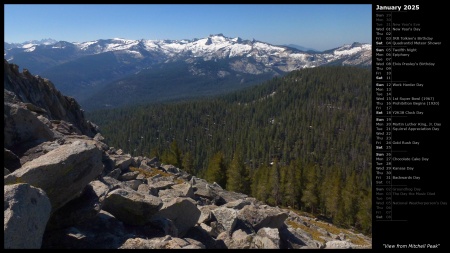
[373,3,448,249]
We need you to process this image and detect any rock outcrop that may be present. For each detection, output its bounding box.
[3,61,372,249]
[4,59,97,149]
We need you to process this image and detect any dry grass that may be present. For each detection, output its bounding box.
[286,220,326,243]
[308,219,370,246]
[309,219,343,236]
[129,166,184,184]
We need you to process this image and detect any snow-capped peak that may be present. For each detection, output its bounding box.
[333,43,372,56]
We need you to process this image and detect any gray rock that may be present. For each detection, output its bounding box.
[216,189,248,203]
[4,140,103,212]
[158,188,185,201]
[189,176,196,186]
[105,168,121,179]
[119,171,140,181]
[279,225,317,249]
[149,180,175,190]
[119,236,205,249]
[136,173,146,181]
[325,240,353,249]
[102,188,163,225]
[88,180,111,203]
[5,167,11,175]
[153,197,201,237]
[211,207,238,234]
[17,140,60,165]
[252,234,278,249]
[149,173,162,182]
[211,181,223,190]
[162,164,179,174]
[93,133,105,141]
[139,162,151,171]
[197,205,218,224]
[119,237,158,249]
[137,184,158,196]
[193,184,214,200]
[146,157,161,167]
[237,205,288,231]
[229,229,253,249]
[24,102,47,114]
[123,179,144,191]
[51,120,82,135]
[4,101,55,149]
[133,156,142,167]
[224,199,252,210]
[177,170,193,181]
[184,225,228,249]
[101,176,134,191]
[171,182,194,198]
[184,238,206,249]
[4,183,51,249]
[317,227,330,237]
[110,154,134,170]
[199,223,217,237]
[254,227,280,248]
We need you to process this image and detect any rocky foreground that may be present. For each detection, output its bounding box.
[3,59,371,249]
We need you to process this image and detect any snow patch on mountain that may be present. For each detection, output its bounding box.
[334,43,371,56]
[74,40,98,50]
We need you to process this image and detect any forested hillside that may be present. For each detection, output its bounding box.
[88,66,372,234]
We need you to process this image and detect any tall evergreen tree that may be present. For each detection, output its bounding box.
[323,169,343,223]
[341,171,359,227]
[181,151,194,174]
[226,150,250,194]
[204,151,227,188]
[301,163,319,214]
[283,162,301,209]
[161,140,182,167]
[268,158,282,206]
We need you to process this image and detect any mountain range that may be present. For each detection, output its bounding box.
[4,34,371,110]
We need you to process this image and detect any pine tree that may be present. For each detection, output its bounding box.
[182,151,194,174]
[301,163,319,214]
[267,158,281,206]
[252,164,270,203]
[356,188,372,235]
[341,171,358,227]
[226,151,250,194]
[204,151,227,188]
[323,169,343,223]
[161,140,182,167]
[283,162,301,209]
[149,147,160,159]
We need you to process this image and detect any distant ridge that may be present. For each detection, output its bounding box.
[4,34,371,110]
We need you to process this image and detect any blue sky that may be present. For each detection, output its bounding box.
[4,4,371,51]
